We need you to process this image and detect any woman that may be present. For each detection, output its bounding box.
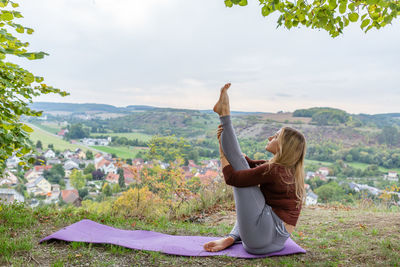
[203,83,306,254]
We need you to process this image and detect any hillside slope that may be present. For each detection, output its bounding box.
[1,202,399,266]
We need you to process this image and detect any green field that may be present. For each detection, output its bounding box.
[91,146,148,159]
[91,132,152,142]
[29,124,91,152]
[305,159,400,173]
[31,122,61,135]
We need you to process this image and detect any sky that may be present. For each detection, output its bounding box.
[11,0,400,114]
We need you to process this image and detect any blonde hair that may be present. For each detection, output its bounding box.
[265,127,306,209]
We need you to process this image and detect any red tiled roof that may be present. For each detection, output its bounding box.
[97,159,111,168]
[61,189,79,203]
[34,165,53,172]
[106,173,119,183]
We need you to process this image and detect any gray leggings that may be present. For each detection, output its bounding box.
[220,115,290,254]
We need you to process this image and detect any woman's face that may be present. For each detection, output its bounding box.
[265,130,281,154]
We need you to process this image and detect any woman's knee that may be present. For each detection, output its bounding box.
[243,241,284,255]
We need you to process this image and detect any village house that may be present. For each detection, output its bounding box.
[94,153,104,165]
[6,155,21,168]
[347,182,381,196]
[97,159,117,174]
[61,189,81,206]
[105,172,119,184]
[63,160,80,177]
[74,148,87,160]
[195,168,220,185]
[47,158,62,165]
[24,165,52,183]
[317,167,330,176]
[43,149,56,159]
[306,171,315,180]
[122,167,137,185]
[26,177,52,196]
[0,170,19,186]
[384,171,398,182]
[63,150,74,159]
[132,158,144,166]
[306,191,318,205]
[304,183,311,191]
[201,159,220,170]
[0,188,24,203]
[44,184,61,204]
[188,160,200,170]
[82,137,111,146]
[57,128,69,137]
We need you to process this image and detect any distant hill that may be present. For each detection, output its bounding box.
[29,102,262,115]
[30,102,127,113]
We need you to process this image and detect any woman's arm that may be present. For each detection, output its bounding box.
[245,156,267,168]
[222,163,275,187]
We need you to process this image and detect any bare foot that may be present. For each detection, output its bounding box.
[203,236,235,252]
[213,83,231,116]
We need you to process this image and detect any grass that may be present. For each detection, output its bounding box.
[90,146,148,159]
[28,124,91,152]
[91,132,152,142]
[1,201,400,266]
[31,122,62,135]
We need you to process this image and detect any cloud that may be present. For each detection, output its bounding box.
[15,0,400,114]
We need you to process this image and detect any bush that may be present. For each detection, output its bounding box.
[112,187,165,220]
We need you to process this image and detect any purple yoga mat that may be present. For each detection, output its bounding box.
[39,219,306,258]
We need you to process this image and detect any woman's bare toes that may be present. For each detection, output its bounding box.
[213,83,231,115]
[203,237,235,252]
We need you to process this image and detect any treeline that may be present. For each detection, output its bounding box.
[293,107,352,126]
[307,142,400,169]
[93,135,148,147]
[65,110,218,138]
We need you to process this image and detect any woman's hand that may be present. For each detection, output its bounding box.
[216,125,229,167]
[217,124,223,140]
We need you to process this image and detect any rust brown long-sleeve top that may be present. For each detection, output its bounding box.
[222,156,302,226]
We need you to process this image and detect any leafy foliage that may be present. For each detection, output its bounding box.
[43,164,65,185]
[146,135,191,163]
[64,124,90,140]
[377,126,400,146]
[0,0,68,174]
[293,107,350,125]
[70,169,86,190]
[225,0,400,37]
[314,181,354,202]
[112,187,164,219]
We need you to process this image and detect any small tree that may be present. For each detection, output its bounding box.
[70,169,86,190]
[118,168,125,188]
[78,188,89,199]
[92,170,105,180]
[102,182,112,197]
[86,150,94,160]
[35,140,43,150]
[0,2,68,175]
[83,163,95,174]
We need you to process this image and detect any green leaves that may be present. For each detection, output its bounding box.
[339,0,347,14]
[225,0,247,7]
[0,2,68,174]
[348,12,359,22]
[328,0,337,10]
[21,124,33,133]
[361,18,370,29]
[224,0,400,37]
[224,0,233,7]
[1,11,13,21]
